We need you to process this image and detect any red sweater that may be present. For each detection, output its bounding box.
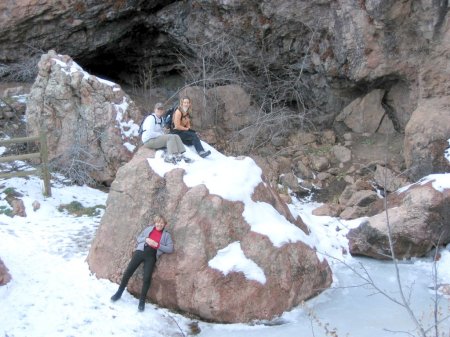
[149,228,163,249]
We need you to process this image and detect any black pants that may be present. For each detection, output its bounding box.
[171,129,205,153]
[119,246,157,300]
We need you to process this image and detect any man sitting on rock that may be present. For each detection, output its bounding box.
[141,102,192,164]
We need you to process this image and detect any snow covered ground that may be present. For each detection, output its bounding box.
[1,146,450,337]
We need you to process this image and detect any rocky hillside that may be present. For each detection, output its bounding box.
[0,1,446,114]
[1,1,450,173]
[1,1,449,189]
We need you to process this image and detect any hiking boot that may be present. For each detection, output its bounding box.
[164,154,177,164]
[138,300,145,312]
[176,154,193,163]
[198,150,211,158]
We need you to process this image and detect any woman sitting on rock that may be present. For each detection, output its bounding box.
[170,96,211,158]
[110,214,174,312]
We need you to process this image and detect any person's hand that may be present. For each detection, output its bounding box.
[145,238,158,247]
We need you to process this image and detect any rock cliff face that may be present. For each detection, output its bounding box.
[3,0,450,180]
[87,147,332,323]
[1,1,447,107]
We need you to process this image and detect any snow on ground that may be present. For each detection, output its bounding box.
[1,148,450,337]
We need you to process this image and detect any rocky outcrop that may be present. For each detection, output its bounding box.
[347,176,450,259]
[87,147,332,323]
[26,51,143,185]
[0,257,11,286]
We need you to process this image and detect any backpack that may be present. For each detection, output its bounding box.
[138,114,161,136]
[162,106,178,130]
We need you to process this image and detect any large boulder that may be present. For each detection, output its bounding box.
[347,175,450,259]
[26,51,143,185]
[87,147,332,323]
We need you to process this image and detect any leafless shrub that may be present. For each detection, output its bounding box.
[0,44,44,82]
[127,59,159,112]
[177,25,320,153]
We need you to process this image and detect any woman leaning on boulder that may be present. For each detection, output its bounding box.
[110,214,173,312]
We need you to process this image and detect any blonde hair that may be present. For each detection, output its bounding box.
[178,96,192,115]
[154,214,167,225]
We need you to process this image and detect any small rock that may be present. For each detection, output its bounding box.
[11,199,27,217]
[312,203,342,217]
[316,172,331,181]
[32,200,41,211]
[294,161,314,179]
[344,175,354,184]
[280,173,300,192]
[311,156,330,172]
[0,257,12,286]
[333,145,352,163]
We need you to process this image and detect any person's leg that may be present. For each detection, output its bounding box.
[111,250,144,301]
[170,134,186,154]
[172,130,193,146]
[179,130,205,153]
[187,131,211,157]
[172,130,210,157]
[144,135,178,163]
[189,131,205,153]
[166,134,186,155]
[138,248,157,311]
[143,136,167,151]
[169,135,194,162]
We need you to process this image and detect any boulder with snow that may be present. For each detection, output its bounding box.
[348,174,450,259]
[87,146,332,323]
[26,51,143,185]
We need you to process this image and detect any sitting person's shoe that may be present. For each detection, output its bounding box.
[174,154,183,162]
[164,154,177,164]
[198,150,211,158]
[178,154,193,163]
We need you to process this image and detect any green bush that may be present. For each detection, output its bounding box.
[0,205,13,217]
[58,201,105,217]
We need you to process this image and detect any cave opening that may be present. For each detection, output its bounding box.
[75,24,186,89]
